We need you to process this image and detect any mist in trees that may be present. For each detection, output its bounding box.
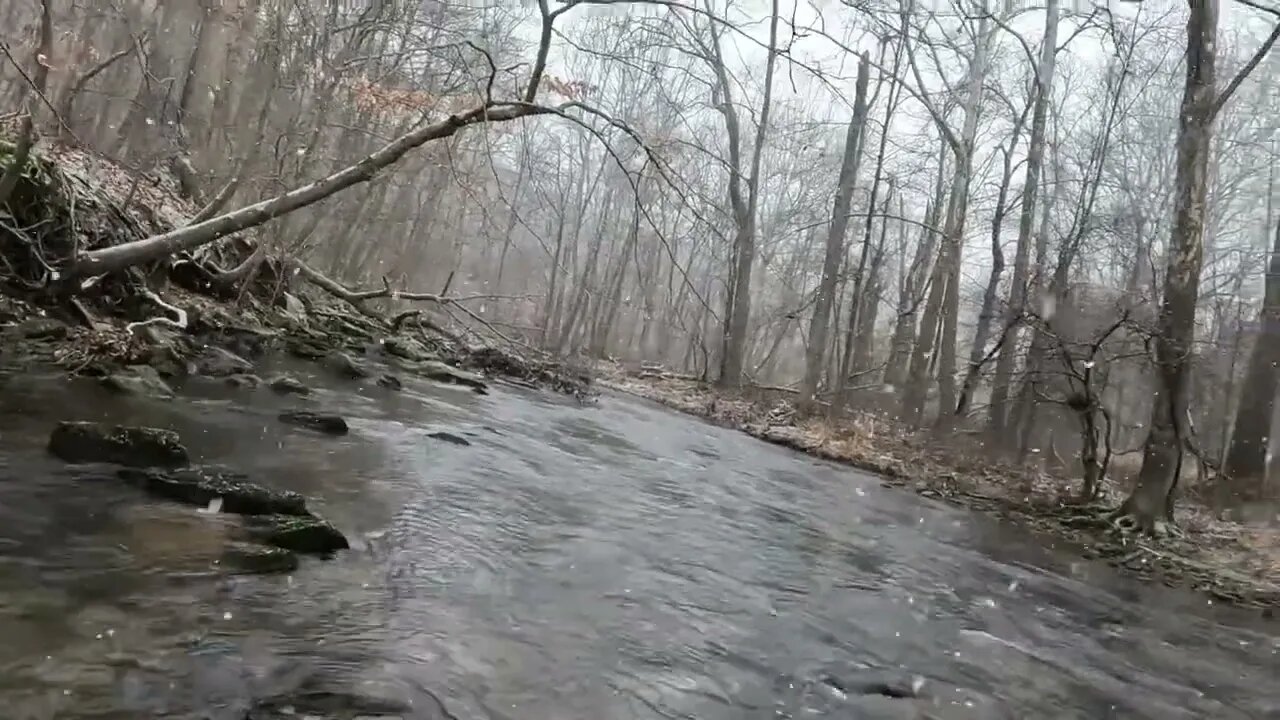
[2,0,1279,530]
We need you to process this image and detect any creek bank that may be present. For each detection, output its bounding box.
[601,368,1280,612]
[49,422,348,571]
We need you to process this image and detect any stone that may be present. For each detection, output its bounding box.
[268,374,311,396]
[18,317,67,340]
[117,466,310,516]
[225,373,263,388]
[101,365,174,398]
[382,336,433,361]
[324,351,370,379]
[48,422,189,467]
[220,542,299,575]
[286,339,328,360]
[376,373,402,390]
[193,346,253,377]
[278,411,349,435]
[418,360,488,393]
[427,431,471,447]
[242,514,349,554]
[250,687,413,719]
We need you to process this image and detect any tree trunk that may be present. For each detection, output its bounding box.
[1119,0,1218,531]
[798,53,871,405]
[715,0,780,388]
[1221,218,1280,495]
[988,0,1060,433]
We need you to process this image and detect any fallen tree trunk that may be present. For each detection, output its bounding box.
[68,103,550,280]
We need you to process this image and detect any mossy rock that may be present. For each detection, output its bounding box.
[48,421,189,467]
[242,514,349,554]
[220,542,299,575]
[117,466,310,516]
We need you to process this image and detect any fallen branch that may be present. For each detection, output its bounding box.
[125,288,188,334]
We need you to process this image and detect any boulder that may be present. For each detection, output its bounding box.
[376,373,402,390]
[242,514,349,554]
[49,422,189,467]
[101,365,174,398]
[418,360,488,393]
[278,411,349,435]
[286,338,327,360]
[268,374,311,396]
[225,373,263,389]
[117,467,310,516]
[18,317,68,340]
[427,431,471,447]
[220,542,299,575]
[382,336,433,361]
[193,346,253,377]
[324,351,370,379]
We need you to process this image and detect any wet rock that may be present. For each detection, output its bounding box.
[286,338,328,360]
[220,542,299,575]
[278,411,349,435]
[242,514,349,554]
[822,671,928,700]
[382,335,433,361]
[18,317,68,340]
[225,373,263,388]
[428,431,471,447]
[101,365,174,398]
[193,346,253,377]
[117,466,310,516]
[268,374,311,396]
[48,422,189,467]
[325,350,371,379]
[418,360,488,393]
[250,687,414,719]
[376,373,402,390]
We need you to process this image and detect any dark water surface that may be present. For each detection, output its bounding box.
[0,362,1276,719]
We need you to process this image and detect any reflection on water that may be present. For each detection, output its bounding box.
[0,363,1276,719]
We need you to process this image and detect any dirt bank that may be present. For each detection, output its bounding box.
[601,368,1280,613]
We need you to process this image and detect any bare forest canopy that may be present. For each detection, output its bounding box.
[1,0,1279,531]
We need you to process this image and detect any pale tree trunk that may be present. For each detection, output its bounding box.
[1119,0,1218,531]
[885,141,947,387]
[840,41,903,396]
[954,136,1022,418]
[1220,217,1280,497]
[798,53,871,406]
[987,0,1060,433]
[714,0,780,387]
[900,12,991,427]
[852,181,896,375]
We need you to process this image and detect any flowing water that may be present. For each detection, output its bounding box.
[0,361,1276,719]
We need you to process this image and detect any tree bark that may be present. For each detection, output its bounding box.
[987,0,1060,434]
[1221,217,1280,495]
[798,53,871,406]
[1119,0,1218,531]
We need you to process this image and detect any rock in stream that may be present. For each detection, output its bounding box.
[242,514,350,554]
[116,467,311,516]
[278,411,349,435]
[48,421,189,467]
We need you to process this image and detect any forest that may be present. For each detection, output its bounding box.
[1,0,1278,544]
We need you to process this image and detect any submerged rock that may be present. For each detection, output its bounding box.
[428,431,471,447]
[49,422,189,467]
[325,350,370,379]
[242,514,349,554]
[418,360,488,393]
[117,467,310,516]
[250,687,414,719]
[225,373,263,389]
[193,346,254,377]
[268,374,311,395]
[101,365,174,398]
[286,338,328,360]
[278,411,349,435]
[18,317,68,340]
[382,335,433,361]
[220,542,299,575]
[376,373,402,390]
